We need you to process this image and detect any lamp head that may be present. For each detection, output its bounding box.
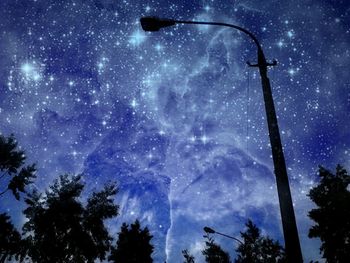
[140,17,176,31]
[203,226,216,234]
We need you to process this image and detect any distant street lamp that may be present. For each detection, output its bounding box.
[140,16,303,263]
[204,226,243,245]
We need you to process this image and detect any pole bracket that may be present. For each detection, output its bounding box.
[247,59,277,67]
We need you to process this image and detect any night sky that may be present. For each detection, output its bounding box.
[0,0,349,262]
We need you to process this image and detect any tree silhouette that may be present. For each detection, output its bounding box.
[0,213,23,263]
[182,249,196,263]
[0,134,36,200]
[202,234,231,263]
[109,219,154,263]
[22,174,119,263]
[308,165,350,262]
[235,220,286,263]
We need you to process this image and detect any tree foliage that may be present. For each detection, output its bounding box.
[109,219,154,263]
[0,134,36,200]
[0,213,22,263]
[202,234,231,263]
[182,249,195,263]
[235,220,286,263]
[308,165,350,262]
[22,174,119,263]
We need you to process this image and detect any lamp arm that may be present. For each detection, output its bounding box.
[173,20,262,52]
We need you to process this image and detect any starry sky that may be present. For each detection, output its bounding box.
[0,0,349,262]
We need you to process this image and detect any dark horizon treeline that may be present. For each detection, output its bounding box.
[1,134,349,263]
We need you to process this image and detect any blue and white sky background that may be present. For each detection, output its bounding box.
[0,0,349,262]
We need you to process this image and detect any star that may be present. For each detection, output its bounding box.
[128,29,147,46]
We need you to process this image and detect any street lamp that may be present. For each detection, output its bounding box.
[140,16,303,262]
[204,226,243,245]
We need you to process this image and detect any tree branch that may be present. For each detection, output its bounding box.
[0,171,8,180]
[0,188,9,196]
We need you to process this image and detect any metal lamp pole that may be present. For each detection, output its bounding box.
[140,17,303,262]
